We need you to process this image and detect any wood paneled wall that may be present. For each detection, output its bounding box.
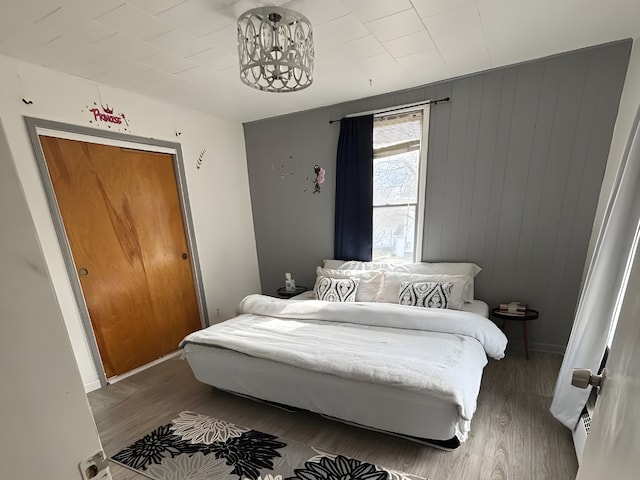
[243,40,631,351]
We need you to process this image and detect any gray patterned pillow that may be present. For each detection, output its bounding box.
[399,281,453,308]
[315,276,359,302]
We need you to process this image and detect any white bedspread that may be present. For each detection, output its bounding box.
[181,294,507,421]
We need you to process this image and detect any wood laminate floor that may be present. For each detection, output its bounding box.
[88,347,578,480]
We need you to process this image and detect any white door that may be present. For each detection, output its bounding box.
[575,229,640,479]
[0,126,107,478]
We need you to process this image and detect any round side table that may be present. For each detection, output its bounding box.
[276,286,308,299]
[491,307,539,360]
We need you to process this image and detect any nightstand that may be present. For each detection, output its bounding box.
[276,286,308,299]
[491,307,539,359]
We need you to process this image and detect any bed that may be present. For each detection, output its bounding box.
[180,261,507,449]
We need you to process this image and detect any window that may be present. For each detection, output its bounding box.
[372,107,428,263]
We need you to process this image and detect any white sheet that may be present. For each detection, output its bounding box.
[181,294,507,422]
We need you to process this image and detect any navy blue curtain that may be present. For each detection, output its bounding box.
[334,115,374,261]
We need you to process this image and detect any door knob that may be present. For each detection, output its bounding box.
[572,368,606,389]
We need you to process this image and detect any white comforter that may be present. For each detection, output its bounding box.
[181,294,507,421]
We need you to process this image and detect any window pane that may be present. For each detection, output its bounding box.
[374,116,422,150]
[372,205,416,263]
[373,150,419,205]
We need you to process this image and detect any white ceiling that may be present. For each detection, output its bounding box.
[1,0,639,123]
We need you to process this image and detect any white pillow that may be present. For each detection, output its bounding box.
[378,272,470,309]
[314,267,383,302]
[323,259,346,269]
[400,263,478,302]
[338,261,480,302]
[399,262,481,277]
[315,277,359,302]
[399,281,453,309]
[338,261,398,271]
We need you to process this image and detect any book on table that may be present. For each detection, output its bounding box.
[499,302,527,317]
[499,302,527,310]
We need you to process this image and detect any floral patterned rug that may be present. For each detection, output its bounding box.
[111,411,426,480]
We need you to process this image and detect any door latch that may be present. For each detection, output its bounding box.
[571,368,606,389]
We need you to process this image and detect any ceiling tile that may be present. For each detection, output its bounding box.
[422,4,482,39]
[157,1,234,38]
[93,32,161,61]
[147,29,214,58]
[280,0,350,26]
[36,7,117,44]
[2,0,61,22]
[58,0,126,20]
[312,41,344,62]
[395,48,448,74]
[141,76,189,97]
[174,65,236,96]
[221,0,293,21]
[174,65,219,85]
[186,48,238,71]
[211,64,243,90]
[341,35,386,60]
[198,24,237,53]
[124,68,183,90]
[341,0,413,24]
[0,15,59,45]
[434,26,491,74]
[127,0,189,16]
[384,31,436,58]
[93,67,153,89]
[96,4,173,41]
[54,58,110,80]
[139,50,197,74]
[365,9,425,43]
[92,55,150,77]
[44,36,112,64]
[359,52,401,75]
[411,0,475,18]
[0,37,57,65]
[314,15,369,46]
[313,60,351,81]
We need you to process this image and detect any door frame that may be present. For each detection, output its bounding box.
[25,117,208,387]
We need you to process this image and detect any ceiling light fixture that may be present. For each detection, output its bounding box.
[237,6,314,93]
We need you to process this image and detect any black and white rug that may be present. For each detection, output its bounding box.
[112,411,426,480]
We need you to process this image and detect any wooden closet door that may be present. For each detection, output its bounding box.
[40,136,202,378]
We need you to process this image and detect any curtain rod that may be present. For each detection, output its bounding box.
[328,97,450,124]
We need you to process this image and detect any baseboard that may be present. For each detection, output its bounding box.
[507,339,566,354]
[529,341,566,354]
[107,350,182,385]
[84,378,102,393]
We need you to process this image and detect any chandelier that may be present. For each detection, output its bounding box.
[237,7,314,93]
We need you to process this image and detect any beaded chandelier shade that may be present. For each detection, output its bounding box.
[237,7,314,92]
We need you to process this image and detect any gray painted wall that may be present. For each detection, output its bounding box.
[243,40,631,352]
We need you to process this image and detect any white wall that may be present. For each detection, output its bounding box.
[0,55,261,391]
[586,37,640,271]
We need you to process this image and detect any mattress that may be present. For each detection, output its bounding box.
[181,295,503,445]
[183,342,465,441]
